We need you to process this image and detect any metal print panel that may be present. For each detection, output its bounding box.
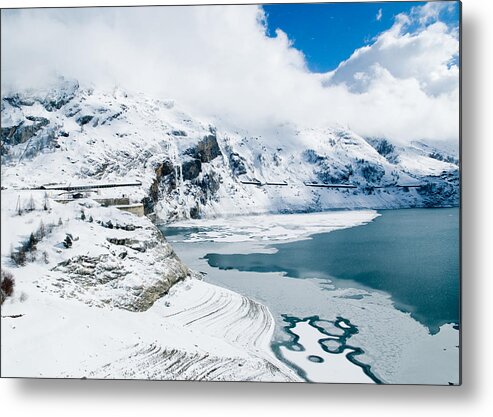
[0,1,461,385]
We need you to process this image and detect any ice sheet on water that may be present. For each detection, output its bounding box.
[170,210,379,243]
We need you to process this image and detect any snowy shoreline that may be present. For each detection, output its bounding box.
[1,190,298,381]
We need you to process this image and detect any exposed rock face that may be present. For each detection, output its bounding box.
[171,130,187,137]
[182,158,202,181]
[149,160,176,203]
[229,152,247,176]
[51,227,191,312]
[186,133,221,163]
[318,161,354,184]
[417,170,460,207]
[1,117,50,147]
[144,133,223,217]
[194,172,221,199]
[303,149,324,165]
[3,78,78,112]
[189,204,201,219]
[76,115,94,126]
[39,80,79,111]
[1,116,53,157]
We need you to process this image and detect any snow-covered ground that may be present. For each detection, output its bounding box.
[0,190,298,381]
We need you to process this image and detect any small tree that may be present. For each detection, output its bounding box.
[1,270,15,304]
[80,209,86,221]
[58,217,63,226]
[46,222,54,234]
[16,195,23,216]
[43,192,50,211]
[10,245,26,267]
[28,251,37,263]
[88,215,94,223]
[25,232,38,252]
[42,251,49,264]
[18,250,26,266]
[27,194,35,212]
[36,220,46,240]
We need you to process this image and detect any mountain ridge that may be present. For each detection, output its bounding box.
[1,80,459,222]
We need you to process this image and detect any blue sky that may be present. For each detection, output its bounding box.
[263,1,460,73]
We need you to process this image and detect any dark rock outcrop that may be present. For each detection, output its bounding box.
[1,117,50,147]
[182,158,202,181]
[185,133,221,163]
[1,117,53,158]
[76,115,94,126]
[417,169,460,207]
[189,205,201,219]
[229,152,247,176]
[150,159,176,200]
[355,159,385,184]
[193,172,221,204]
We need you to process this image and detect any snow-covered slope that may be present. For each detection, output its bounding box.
[1,79,459,222]
[0,190,298,381]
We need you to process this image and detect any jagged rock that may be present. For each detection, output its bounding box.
[1,116,49,147]
[428,151,459,165]
[3,96,35,107]
[229,152,247,176]
[107,237,146,252]
[185,133,221,162]
[149,159,177,202]
[190,205,200,219]
[142,196,155,215]
[76,115,94,126]
[39,79,79,111]
[193,172,221,202]
[417,170,459,207]
[182,158,202,181]
[156,159,175,178]
[171,130,187,137]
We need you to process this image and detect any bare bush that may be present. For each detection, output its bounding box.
[1,270,15,304]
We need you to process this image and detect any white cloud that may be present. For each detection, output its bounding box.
[414,1,456,26]
[0,4,459,144]
[326,6,459,97]
[376,8,383,21]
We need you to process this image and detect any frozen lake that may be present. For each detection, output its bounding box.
[160,208,460,384]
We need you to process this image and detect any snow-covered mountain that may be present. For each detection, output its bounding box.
[1,79,459,222]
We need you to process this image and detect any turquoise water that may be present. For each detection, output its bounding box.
[204,208,460,333]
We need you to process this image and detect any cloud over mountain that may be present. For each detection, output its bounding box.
[1,3,459,144]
